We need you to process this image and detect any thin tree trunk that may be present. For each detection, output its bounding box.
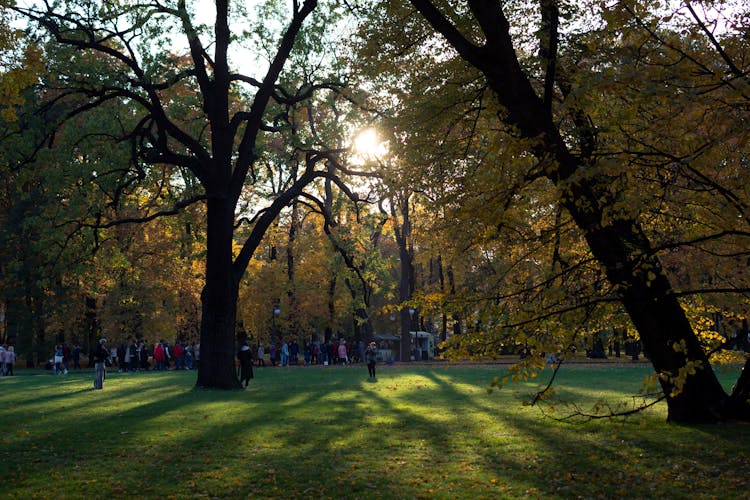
[344,277,373,342]
[392,195,414,362]
[286,201,299,338]
[327,274,337,343]
[436,255,449,343]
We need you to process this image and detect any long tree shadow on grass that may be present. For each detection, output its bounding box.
[415,366,750,498]
[2,365,749,498]
[219,366,560,497]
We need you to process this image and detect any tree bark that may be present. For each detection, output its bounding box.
[196,196,241,389]
[562,186,729,422]
[327,274,337,343]
[286,201,300,339]
[392,195,415,362]
[729,359,750,414]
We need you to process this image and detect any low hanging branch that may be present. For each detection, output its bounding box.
[541,393,667,423]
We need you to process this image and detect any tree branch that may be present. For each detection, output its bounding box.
[77,194,208,229]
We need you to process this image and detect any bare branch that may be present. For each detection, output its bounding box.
[77,194,208,229]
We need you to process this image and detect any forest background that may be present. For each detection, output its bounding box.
[0,0,749,422]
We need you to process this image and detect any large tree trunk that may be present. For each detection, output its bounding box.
[562,187,731,422]
[730,359,750,412]
[196,197,241,389]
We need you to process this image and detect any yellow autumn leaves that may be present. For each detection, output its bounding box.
[0,5,43,122]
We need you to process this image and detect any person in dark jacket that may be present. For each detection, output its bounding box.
[365,342,378,379]
[237,340,254,387]
[93,338,109,389]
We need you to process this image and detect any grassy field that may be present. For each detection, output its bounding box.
[0,362,748,499]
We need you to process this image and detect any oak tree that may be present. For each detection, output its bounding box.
[16,0,358,388]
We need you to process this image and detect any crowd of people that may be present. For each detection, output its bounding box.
[44,337,203,389]
[44,338,201,374]
[241,338,380,379]
[261,338,371,367]
[75,336,385,372]
[48,342,83,373]
[9,335,387,376]
[0,334,384,390]
[111,337,201,372]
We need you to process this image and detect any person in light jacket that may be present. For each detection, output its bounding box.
[338,340,349,365]
[280,341,289,367]
[257,344,265,367]
[5,345,15,376]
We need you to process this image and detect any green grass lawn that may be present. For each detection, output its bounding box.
[1,362,748,499]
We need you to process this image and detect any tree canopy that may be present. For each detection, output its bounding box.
[2,0,749,422]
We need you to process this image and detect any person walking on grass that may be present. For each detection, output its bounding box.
[5,345,15,376]
[162,341,171,370]
[62,342,71,373]
[53,344,65,374]
[93,338,109,390]
[128,338,138,372]
[237,340,254,387]
[122,338,131,373]
[280,340,289,367]
[153,341,165,371]
[269,343,276,367]
[184,342,193,370]
[366,342,378,380]
[173,341,185,370]
[338,340,349,365]
[257,343,265,367]
[72,343,81,370]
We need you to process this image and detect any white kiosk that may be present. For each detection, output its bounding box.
[372,331,438,361]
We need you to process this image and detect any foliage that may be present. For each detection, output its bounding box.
[0,61,206,356]
[348,0,750,419]
[0,1,43,122]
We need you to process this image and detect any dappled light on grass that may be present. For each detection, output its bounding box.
[0,365,748,498]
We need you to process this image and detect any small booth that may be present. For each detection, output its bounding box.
[411,331,437,361]
[372,331,438,362]
[372,333,400,362]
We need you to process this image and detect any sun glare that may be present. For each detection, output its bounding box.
[352,128,388,164]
